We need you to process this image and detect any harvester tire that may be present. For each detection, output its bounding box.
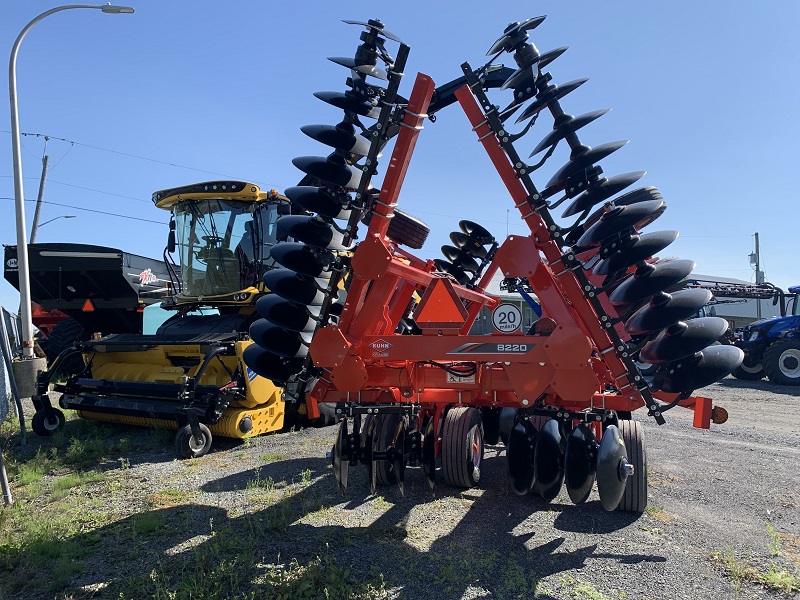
[616,419,647,513]
[362,208,430,249]
[441,406,484,488]
[174,423,213,459]
[764,339,800,386]
[31,408,65,437]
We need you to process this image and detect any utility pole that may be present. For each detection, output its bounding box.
[29,153,49,244]
[752,232,763,318]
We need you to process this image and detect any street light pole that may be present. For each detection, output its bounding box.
[9,4,134,358]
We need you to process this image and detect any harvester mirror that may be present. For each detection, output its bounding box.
[167,219,177,254]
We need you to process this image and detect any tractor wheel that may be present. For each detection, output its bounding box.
[764,340,800,386]
[174,423,213,459]
[732,361,765,381]
[44,318,85,364]
[31,408,65,437]
[616,419,647,513]
[362,208,430,249]
[372,413,401,486]
[441,406,484,488]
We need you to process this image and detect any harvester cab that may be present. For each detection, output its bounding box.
[32,181,291,458]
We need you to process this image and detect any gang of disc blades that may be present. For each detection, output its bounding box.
[249,320,311,358]
[576,199,666,248]
[533,419,564,500]
[284,186,353,220]
[441,245,480,273]
[507,420,537,495]
[564,424,597,505]
[639,317,730,363]
[256,294,320,333]
[608,259,696,306]
[263,268,330,305]
[530,109,610,156]
[292,155,361,188]
[433,259,470,285]
[333,419,348,494]
[659,345,744,394]
[450,231,489,259]
[594,230,678,276]
[625,288,713,336]
[242,344,304,384]
[313,91,380,119]
[328,57,389,81]
[459,220,495,244]
[515,78,589,124]
[596,425,630,511]
[270,243,332,277]
[278,215,348,251]
[561,171,646,218]
[301,124,373,156]
[545,140,629,193]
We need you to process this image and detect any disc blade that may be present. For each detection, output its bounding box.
[561,171,646,218]
[625,288,713,336]
[313,91,380,119]
[277,215,348,251]
[263,269,330,305]
[361,416,376,494]
[507,421,537,495]
[609,259,696,306]
[459,220,495,244]
[422,418,436,491]
[596,425,630,511]
[342,19,403,44]
[242,344,304,384]
[433,259,470,285]
[284,186,353,220]
[333,419,348,494]
[300,124,373,156]
[544,140,629,193]
[270,243,332,277]
[450,231,488,259]
[659,345,744,394]
[538,46,568,69]
[576,199,666,248]
[564,424,597,505]
[515,78,589,124]
[441,245,480,273]
[328,57,388,81]
[594,230,678,276]
[533,419,564,500]
[530,109,610,156]
[249,320,311,358]
[501,65,537,92]
[392,419,406,496]
[256,294,320,333]
[486,18,546,55]
[639,317,731,363]
[292,155,361,188]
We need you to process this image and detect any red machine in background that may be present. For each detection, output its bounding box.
[244,17,742,512]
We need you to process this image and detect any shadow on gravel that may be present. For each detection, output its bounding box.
[45,451,671,599]
[715,377,800,396]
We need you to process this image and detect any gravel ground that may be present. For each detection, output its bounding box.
[7,377,800,599]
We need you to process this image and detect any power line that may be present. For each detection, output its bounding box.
[0,197,165,225]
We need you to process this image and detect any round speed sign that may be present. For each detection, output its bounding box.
[492,303,522,333]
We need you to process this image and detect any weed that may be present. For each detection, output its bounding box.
[560,574,614,600]
[52,470,105,492]
[711,548,800,594]
[260,452,290,462]
[766,523,782,557]
[300,468,312,485]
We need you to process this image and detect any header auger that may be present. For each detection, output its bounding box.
[244,16,744,512]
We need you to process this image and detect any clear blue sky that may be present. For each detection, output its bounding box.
[2,1,798,312]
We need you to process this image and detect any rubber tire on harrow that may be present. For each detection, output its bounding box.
[370,413,401,486]
[174,423,213,459]
[31,408,65,437]
[764,339,800,386]
[616,419,647,513]
[441,406,484,488]
[481,407,501,445]
[362,208,430,250]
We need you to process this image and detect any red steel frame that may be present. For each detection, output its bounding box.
[306,72,716,433]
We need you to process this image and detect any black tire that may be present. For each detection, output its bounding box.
[372,413,401,486]
[764,339,800,386]
[362,208,430,249]
[617,419,647,513]
[44,318,86,364]
[481,407,501,445]
[31,408,65,437]
[441,406,484,488]
[732,362,765,381]
[174,423,213,459]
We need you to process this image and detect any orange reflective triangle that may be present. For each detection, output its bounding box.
[413,277,468,328]
[81,299,95,312]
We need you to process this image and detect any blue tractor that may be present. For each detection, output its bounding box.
[733,285,800,385]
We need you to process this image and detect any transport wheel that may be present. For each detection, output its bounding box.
[362,208,430,249]
[441,406,484,488]
[732,361,765,380]
[616,419,647,513]
[31,408,65,437]
[372,413,401,486]
[174,423,213,459]
[481,407,501,445]
[764,340,800,386]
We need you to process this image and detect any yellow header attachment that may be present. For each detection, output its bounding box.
[151,181,286,210]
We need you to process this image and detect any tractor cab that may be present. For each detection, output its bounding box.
[151,181,289,308]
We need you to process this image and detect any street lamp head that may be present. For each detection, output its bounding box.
[101,5,135,14]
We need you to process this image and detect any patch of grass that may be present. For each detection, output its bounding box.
[644,505,675,524]
[148,488,194,508]
[766,523,782,557]
[560,574,615,600]
[52,469,105,492]
[131,511,166,535]
[711,548,800,594]
[260,452,289,462]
